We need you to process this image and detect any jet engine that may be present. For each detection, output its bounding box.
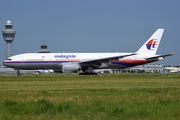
[61,63,80,73]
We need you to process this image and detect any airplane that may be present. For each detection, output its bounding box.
[3,29,174,76]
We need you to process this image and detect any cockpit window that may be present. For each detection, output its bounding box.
[6,59,12,61]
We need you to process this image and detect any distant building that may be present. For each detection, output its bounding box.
[0,65,38,74]
[0,65,15,74]
[131,65,164,73]
[38,45,50,53]
[112,64,164,73]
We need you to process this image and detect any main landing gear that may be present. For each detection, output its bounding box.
[79,72,97,75]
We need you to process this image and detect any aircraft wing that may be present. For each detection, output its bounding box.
[79,53,136,66]
[146,54,174,60]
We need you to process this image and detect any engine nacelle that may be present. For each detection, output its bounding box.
[61,63,80,73]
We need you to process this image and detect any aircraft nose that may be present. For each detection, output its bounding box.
[3,61,8,66]
[3,59,12,67]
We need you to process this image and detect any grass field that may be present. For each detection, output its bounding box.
[0,73,180,120]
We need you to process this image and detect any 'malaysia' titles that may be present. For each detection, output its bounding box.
[54,55,76,59]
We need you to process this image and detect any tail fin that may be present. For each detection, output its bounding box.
[136,29,164,55]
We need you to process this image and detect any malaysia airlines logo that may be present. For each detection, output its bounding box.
[146,39,158,50]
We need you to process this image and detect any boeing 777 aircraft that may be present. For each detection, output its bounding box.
[3,29,174,75]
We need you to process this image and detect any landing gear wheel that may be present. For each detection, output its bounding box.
[17,73,21,76]
[79,72,97,75]
[17,70,21,76]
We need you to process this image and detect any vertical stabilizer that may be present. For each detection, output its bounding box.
[136,29,164,55]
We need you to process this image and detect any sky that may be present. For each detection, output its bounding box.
[0,0,179,65]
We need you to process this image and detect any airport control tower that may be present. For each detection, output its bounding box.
[2,20,16,59]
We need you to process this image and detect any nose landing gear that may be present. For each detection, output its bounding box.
[16,70,21,76]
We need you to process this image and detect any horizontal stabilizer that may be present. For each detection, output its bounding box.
[146,54,174,60]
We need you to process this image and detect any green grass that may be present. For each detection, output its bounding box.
[0,73,180,120]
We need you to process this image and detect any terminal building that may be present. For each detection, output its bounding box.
[0,65,38,74]
[129,64,164,73]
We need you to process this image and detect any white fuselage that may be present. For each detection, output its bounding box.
[3,52,156,71]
